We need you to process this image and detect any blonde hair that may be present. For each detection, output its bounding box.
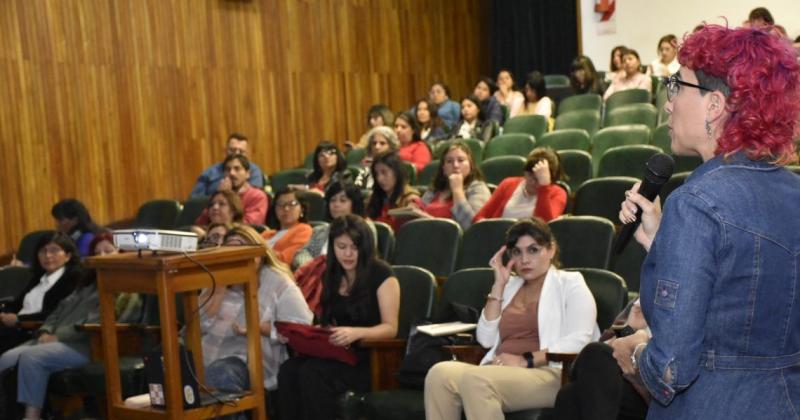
[224,224,293,277]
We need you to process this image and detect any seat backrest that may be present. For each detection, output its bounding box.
[174,196,209,228]
[566,268,627,331]
[134,200,182,229]
[555,110,601,137]
[605,88,651,113]
[373,221,395,262]
[479,156,527,185]
[556,150,593,192]
[502,115,548,140]
[393,219,462,278]
[650,123,670,152]
[346,148,367,165]
[659,171,691,204]
[544,74,570,88]
[296,190,326,222]
[392,265,436,338]
[484,134,536,159]
[603,104,658,129]
[417,160,440,187]
[610,240,647,294]
[597,145,662,178]
[674,155,703,173]
[538,129,591,151]
[573,177,638,222]
[0,266,32,300]
[435,138,485,161]
[436,268,494,322]
[401,161,417,186]
[457,218,516,270]
[549,215,615,270]
[270,168,310,192]
[590,125,651,176]
[558,94,602,116]
[17,230,56,266]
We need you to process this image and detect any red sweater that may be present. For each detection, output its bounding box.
[195,185,269,226]
[473,177,566,222]
[398,141,432,173]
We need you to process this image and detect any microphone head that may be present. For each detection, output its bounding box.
[644,153,675,185]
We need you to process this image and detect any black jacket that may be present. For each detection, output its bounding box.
[6,264,83,322]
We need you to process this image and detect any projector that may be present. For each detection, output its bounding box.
[113,229,199,253]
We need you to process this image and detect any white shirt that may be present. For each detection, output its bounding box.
[518,97,553,119]
[501,181,537,219]
[18,266,65,316]
[647,58,680,78]
[457,120,477,138]
[266,229,289,248]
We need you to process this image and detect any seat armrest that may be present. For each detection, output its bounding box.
[359,338,407,391]
[78,323,162,361]
[443,344,488,365]
[546,352,578,386]
[16,320,44,330]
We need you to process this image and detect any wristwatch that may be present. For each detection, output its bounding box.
[523,351,534,368]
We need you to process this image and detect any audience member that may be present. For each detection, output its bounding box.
[419,142,490,230]
[473,77,505,125]
[195,156,267,226]
[395,111,432,173]
[454,95,495,142]
[428,82,461,129]
[201,225,312,420]
[353,126,399,190]
[744,6,774,28]
[50,199,100,258]
[604,45,627,85]
[474,147,567,222]
[646,34,679,77]
[603,48,652,100]
[614,25,800,418]
[352,104,395,149]
[87,233,141,323]
[0,247,95,420]
[190,133,264,198]
[0,232,83,356]
[494,70,525,118]
[569,55,602,95]
[293,181,365,270]
[415,99,449,144]
[366,152,423,232]
[300,141,349,194]
[424,218,599,419]
[197,221,234,249]
[518,71,554,123]
[277,214,400,420]
[262,189,313,265]
[193,190,245,236]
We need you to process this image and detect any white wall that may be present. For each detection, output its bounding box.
[580,0,800,72]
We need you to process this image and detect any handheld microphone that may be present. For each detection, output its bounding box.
[613,153,675,254]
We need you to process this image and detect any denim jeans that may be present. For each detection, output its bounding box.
[0,342,88,408]
[205,356,250,420]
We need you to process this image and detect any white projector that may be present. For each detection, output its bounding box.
[113,229,199,253]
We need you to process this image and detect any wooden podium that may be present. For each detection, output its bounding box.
[87,246,267,420]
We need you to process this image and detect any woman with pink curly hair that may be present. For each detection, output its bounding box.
[594,24,800,419]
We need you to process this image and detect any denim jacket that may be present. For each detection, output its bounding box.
[638,153,800,419]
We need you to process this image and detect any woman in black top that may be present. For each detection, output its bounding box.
[277,214,400,420]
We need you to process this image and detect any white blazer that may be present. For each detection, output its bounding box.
[476,266,600,366]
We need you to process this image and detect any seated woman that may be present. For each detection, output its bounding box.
[603,48,652,101]
[278,214,400,420]
[351,104,395,150]
[201,224,312,420]
[474,147,567,222]
[198,221,235,249]
[428,82,461,130]
[494,70,525,118]
[415,98,449,144]
[87,233,142,323]
[302,141,350,194]
[0,249,95,420]
[603,45,627,88]
[418,142,490,230]
[569,55,602,95]
[366,152,423,232]
[518,72,554,128]
[51,199,100,258]
[454,95,495,142]
[646,34,679,77]
[192,190,245,237]
[261,188,313,265]
[292,181,366,270]
[396,111,432,173]
[473,77,504,125]
[0,232,83,356]
[353,126,399,190]
[425,218,599,419]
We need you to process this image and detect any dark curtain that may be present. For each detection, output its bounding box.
[490,0,579,80]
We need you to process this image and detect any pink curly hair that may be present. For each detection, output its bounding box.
[679,24,800,164]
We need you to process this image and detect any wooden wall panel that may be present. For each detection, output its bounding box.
[0,0,488,254]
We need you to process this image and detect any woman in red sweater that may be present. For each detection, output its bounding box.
[395,111,432,173]
[474,147,567,222]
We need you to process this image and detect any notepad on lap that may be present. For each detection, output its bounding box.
[416,322,477,336]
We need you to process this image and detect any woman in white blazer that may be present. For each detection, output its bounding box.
[425,218,599,420]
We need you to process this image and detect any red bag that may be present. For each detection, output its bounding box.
[274,321,359,366]
[294,254,327,318]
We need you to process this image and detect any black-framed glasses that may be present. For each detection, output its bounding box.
[276,200,300,210]
[662,75,713,101]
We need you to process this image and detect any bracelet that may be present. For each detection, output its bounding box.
[486,293,503,302]
[631,342,647,371]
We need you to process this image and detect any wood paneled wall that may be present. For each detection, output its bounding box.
[0,0,489,253]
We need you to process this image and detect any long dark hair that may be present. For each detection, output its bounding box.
[308,141,347,185]
[415,98,445,131]
[324,180,365,221]
[30,232,82,280]
[366,152,410,218]
[523,71,548,107]
[51,199,99,234]
[569,55,599,94]
[320,215,377,325]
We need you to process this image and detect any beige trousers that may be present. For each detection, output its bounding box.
[424,360,561,420]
